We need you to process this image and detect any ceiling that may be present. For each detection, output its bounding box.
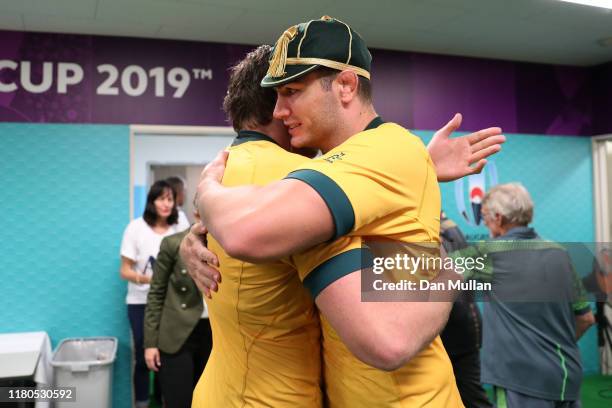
[0,0,611,66]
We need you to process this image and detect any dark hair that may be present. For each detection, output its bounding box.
[316,67,372,103]
[143,180,178,227]
[223,45,277,131]
[165,176,184,195]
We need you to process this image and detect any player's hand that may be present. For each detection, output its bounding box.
[180,223,221,298]
[144,348,161,372]
[201,150,229,184]
[428,113,505,182]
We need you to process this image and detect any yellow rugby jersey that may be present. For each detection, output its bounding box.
[286,118,464,408]
[192,130,363,408]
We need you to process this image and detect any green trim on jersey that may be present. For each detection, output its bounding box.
[232,130,279,146]
[365,116,385,130]
[303,248,373,298]
[285,169,355,239]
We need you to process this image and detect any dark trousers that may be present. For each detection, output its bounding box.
[159,318,213,408]
[127,304,150,403]
[449,349,493,408]
[495,387,581,408]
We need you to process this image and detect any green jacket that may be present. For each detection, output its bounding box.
[144,229,205,353]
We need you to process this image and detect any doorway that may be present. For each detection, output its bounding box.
[593,137,612,243]
[593,136,612,374]
[130,125,235,219]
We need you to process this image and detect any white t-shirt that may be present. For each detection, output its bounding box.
[177,209,191,232]
[120,218,183,304]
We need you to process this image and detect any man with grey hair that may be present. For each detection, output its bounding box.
[481,183,534,236]
[454,182,595,408]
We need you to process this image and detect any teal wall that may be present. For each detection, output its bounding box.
[0,123,132,407]
[417,131,598,374]
[0,124,599,408]
[417,132,594,242]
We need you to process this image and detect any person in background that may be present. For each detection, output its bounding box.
[581,248,612,374]
[144,196,212,408]
[120,180,184,408]
[453,183,595,408]
[440,212,492,408]
[166,176,191,231]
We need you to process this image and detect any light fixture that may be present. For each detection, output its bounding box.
[558,0,612,9]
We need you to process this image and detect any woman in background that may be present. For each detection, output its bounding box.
[120,180,183,408]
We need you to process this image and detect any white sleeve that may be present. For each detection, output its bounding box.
[120,221,138,261]
[177,210,191,231]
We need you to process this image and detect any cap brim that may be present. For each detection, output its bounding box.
[260,64,320,88]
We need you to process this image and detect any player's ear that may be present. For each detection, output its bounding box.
[336,70,359,103]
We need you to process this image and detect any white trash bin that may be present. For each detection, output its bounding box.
[51,337,117,408]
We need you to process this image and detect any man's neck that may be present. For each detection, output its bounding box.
[321,107,378,153]
[356,108,379,132]
[242,122,291,150]
[498,223,523,236]
[241,124,269,137]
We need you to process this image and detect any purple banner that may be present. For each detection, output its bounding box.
[0,30,250,125]
[1,29,610,135]
[406,53,518,133]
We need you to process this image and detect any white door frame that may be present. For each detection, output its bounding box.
[129,125,235,219]
[592,134,612,243]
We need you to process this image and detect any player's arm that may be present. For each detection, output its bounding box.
[294,239,456,371]
[198,139,416,263]
[315,271,453,371]
[197,152,335,263]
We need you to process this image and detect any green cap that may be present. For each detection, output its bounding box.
[261,16,372,88]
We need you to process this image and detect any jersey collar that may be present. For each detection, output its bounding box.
[232,130,279,146]
[364,116,385,131]
[496,226,538,240]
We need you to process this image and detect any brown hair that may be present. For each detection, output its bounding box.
[223,45,277,131]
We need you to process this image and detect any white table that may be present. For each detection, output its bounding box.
[0,331,53,408]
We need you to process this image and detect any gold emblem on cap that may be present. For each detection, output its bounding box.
[267,25,298,78]
[265,16,371,83]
